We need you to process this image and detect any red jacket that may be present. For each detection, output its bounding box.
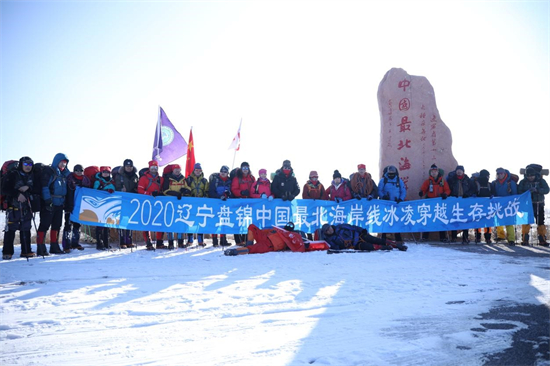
[251,178,272,198]
[138,172,164,196]
[420,176,450,198]
[324,181,352,201]
[231,173,256,198]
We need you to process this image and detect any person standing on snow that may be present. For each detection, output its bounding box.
[302,170,326,240]
[349,164,378,200]
[208,165,233,247]
[378,165,406,244]
[2,157,37,259]
[185,163,209,247]
[518,165,549,246]
[36,153,71,256]
[93,166,116,250]
[492,167,517,245]
[163,164,191,249]
[471,169,494,244]
[271,160,300,201]
[251,169,274,199]
[231,162,256,246]
[63,164,91,253]
[418,164,450,242]
[447,165,474,244]
[114,159,139,249]
[138,160,164,250]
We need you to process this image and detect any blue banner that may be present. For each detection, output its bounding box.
[71,187,534,234]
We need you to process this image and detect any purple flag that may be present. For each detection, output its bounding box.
[152,107,188,166]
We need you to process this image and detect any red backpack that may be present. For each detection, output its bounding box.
[84,166,99,187]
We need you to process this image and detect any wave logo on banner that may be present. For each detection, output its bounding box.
[78,194,122,226]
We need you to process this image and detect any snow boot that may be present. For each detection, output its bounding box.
[521,233,530,246]
[168,240,175,250]
[538,235,549,247]
[475,232,481,244]
[484,233,492,244]
[156,239,166,250]
[177,239,185,248]
[20,231,35,258]
[36,231,49,257]
[2,231,15,258]
[2,254,12,260]
[62,230,72,253]
[49,231,64,254]
[197,234,205,247]
[212,235,219,247]
[220,235,230,247]
[146,240,155,251]
[537,225,549,246]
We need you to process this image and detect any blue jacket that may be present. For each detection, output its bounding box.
[378,168,407,202]
[41,153,70,206]
[492,170,517,197]
[324,224,364,250]
[93,173,116,192]
[208,173,233,198]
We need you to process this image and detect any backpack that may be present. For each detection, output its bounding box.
[1,160,19,211]
[111,165,122,186]
[209,172,220,184]
[84,166,99,186]
[138,167,149,178]
[229,168,239,181]
[162,164,177,177]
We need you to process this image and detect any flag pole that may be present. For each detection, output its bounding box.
[231,148,237,170]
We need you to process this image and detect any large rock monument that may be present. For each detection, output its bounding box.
[378,68,458,201]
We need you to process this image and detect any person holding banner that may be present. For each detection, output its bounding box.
[209,165,233,247]
[163,164,191,249]
[349,164,378,200]
[324,170,352,202]
[447,165,474,243]
[63,164,91,252]
[492,167,517,245]
[231,162,256,246]
[137,160,164,250]
[518,165,549,246]
[472,169,494,244]
[185,163,209,247]
[378,165,406,244]
[93,166,115,250]
[114,159,139,249]
[419,164,451,242]
[271,160,300,201]
[302,170,326,241]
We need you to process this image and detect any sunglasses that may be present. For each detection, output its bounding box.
[22,162,33,167]
[74,169,83,173]
[242,167,249,170]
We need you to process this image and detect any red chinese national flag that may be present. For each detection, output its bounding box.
[185,129,195,178]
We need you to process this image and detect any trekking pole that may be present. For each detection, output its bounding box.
[26,198,43,259]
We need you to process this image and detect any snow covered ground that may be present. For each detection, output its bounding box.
[1,241,549,366]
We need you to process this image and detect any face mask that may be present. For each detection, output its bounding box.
[387,173,396,179]
[283,169,291,175]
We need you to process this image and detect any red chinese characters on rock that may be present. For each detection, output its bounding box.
[399,157,411,171]
[399,98,410,111]
[398,116,412,132]
[397,139,411,150]
[398,79,411,92]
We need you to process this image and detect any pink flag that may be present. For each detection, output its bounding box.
[228,120,241,151]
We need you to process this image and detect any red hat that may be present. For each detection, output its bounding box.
[149,160,159,168]
[358,164,366,170]
[100,166,111,173]
[309,171,319,178]
[172,164,181,170]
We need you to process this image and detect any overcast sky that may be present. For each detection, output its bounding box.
[1,1,548,186]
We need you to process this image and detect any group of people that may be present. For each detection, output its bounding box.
[1,153,548,260]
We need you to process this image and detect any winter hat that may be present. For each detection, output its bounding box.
[124,159,133,167]
[148,160,159,168]
[241,161,250,169]
[172,164,181,170]
[480,169,490,178]
[194,163,202,170]
[100,166,111,173]
[358,164,366,170]
[321,224,333,235]
[455,165,465,173]
[333,170,342,179]
[496,167,506,174]
[309,171,319,178]
[220,165,229,173]
[430,164,439,171]
[73,164,83,172]
[387,166,397,174]
[282,160,291,168]
[526,167,536,176]
[259,169,267,176]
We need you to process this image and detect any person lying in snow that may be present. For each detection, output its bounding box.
[224,223,329,256]
[321,223,407,251]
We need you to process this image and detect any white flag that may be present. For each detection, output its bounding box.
[228,120,241,151]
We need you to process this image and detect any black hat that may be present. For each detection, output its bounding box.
[430,164,438,171]
[333,170,342,179]
[241,162,250,169]
[282,160,291,168]
[321,224,333,235]
[220,165,229,173]
[124,159,133,167]
[526,167,536,176]
[455,165,465,172]
[480,169,490,178]
[387,166,397,174]
[73,164,83,172]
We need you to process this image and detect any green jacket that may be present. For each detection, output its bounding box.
[518,175,549,203]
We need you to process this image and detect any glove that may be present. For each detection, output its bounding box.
[17,193,27,203]
[530,187,537,193]
[177,193,182,200]
[382,194,390,200]
[418,191,424,197]
[441,193,448,200]
[268,195,273,201]
[107,189,114,194]
[152,191,159,197]
[335,197,342,203]
[221,195,228,201]
[261,193,267,199]
[490,195,494,199]
[287,194,295,201]
[367,195,373,201]
[241,190,249,197]
[180,188,191,195]
[395,198,402,203]
[355,194,362,200]
[44,198,53,211]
